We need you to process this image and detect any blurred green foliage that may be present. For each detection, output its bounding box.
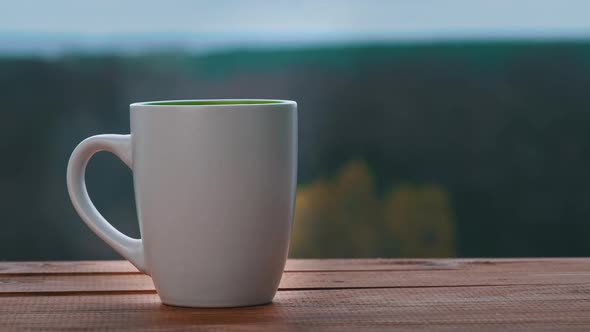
[291,160,455,257]
[2,41,590,259]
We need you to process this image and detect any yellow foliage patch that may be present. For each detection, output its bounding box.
[290,160,455,258]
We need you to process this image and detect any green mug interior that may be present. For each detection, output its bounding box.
[144,100,283,106]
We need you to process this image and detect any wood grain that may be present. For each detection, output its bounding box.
[1,259,589,331]
[0,261,138,274]
[1,285,589,331]
[1,258,588,275]
[1,266,589,294]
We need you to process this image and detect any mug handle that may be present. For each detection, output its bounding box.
[67,134,148,274]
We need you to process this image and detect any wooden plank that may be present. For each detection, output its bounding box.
[0,259,447,275]
[0,261,139,275]
[1,285,589,331]
[289,258,590,273]
[1,258,589,275]
[1,268,589,294]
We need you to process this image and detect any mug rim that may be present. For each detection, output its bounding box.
[130,99,296,108]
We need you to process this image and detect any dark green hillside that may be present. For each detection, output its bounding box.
[2,41,590,259]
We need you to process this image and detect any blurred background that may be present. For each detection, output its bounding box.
[2,0,590,260]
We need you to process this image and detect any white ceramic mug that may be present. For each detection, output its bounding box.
[67,99,297,307]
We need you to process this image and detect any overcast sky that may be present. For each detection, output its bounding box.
[1,0,589,38]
